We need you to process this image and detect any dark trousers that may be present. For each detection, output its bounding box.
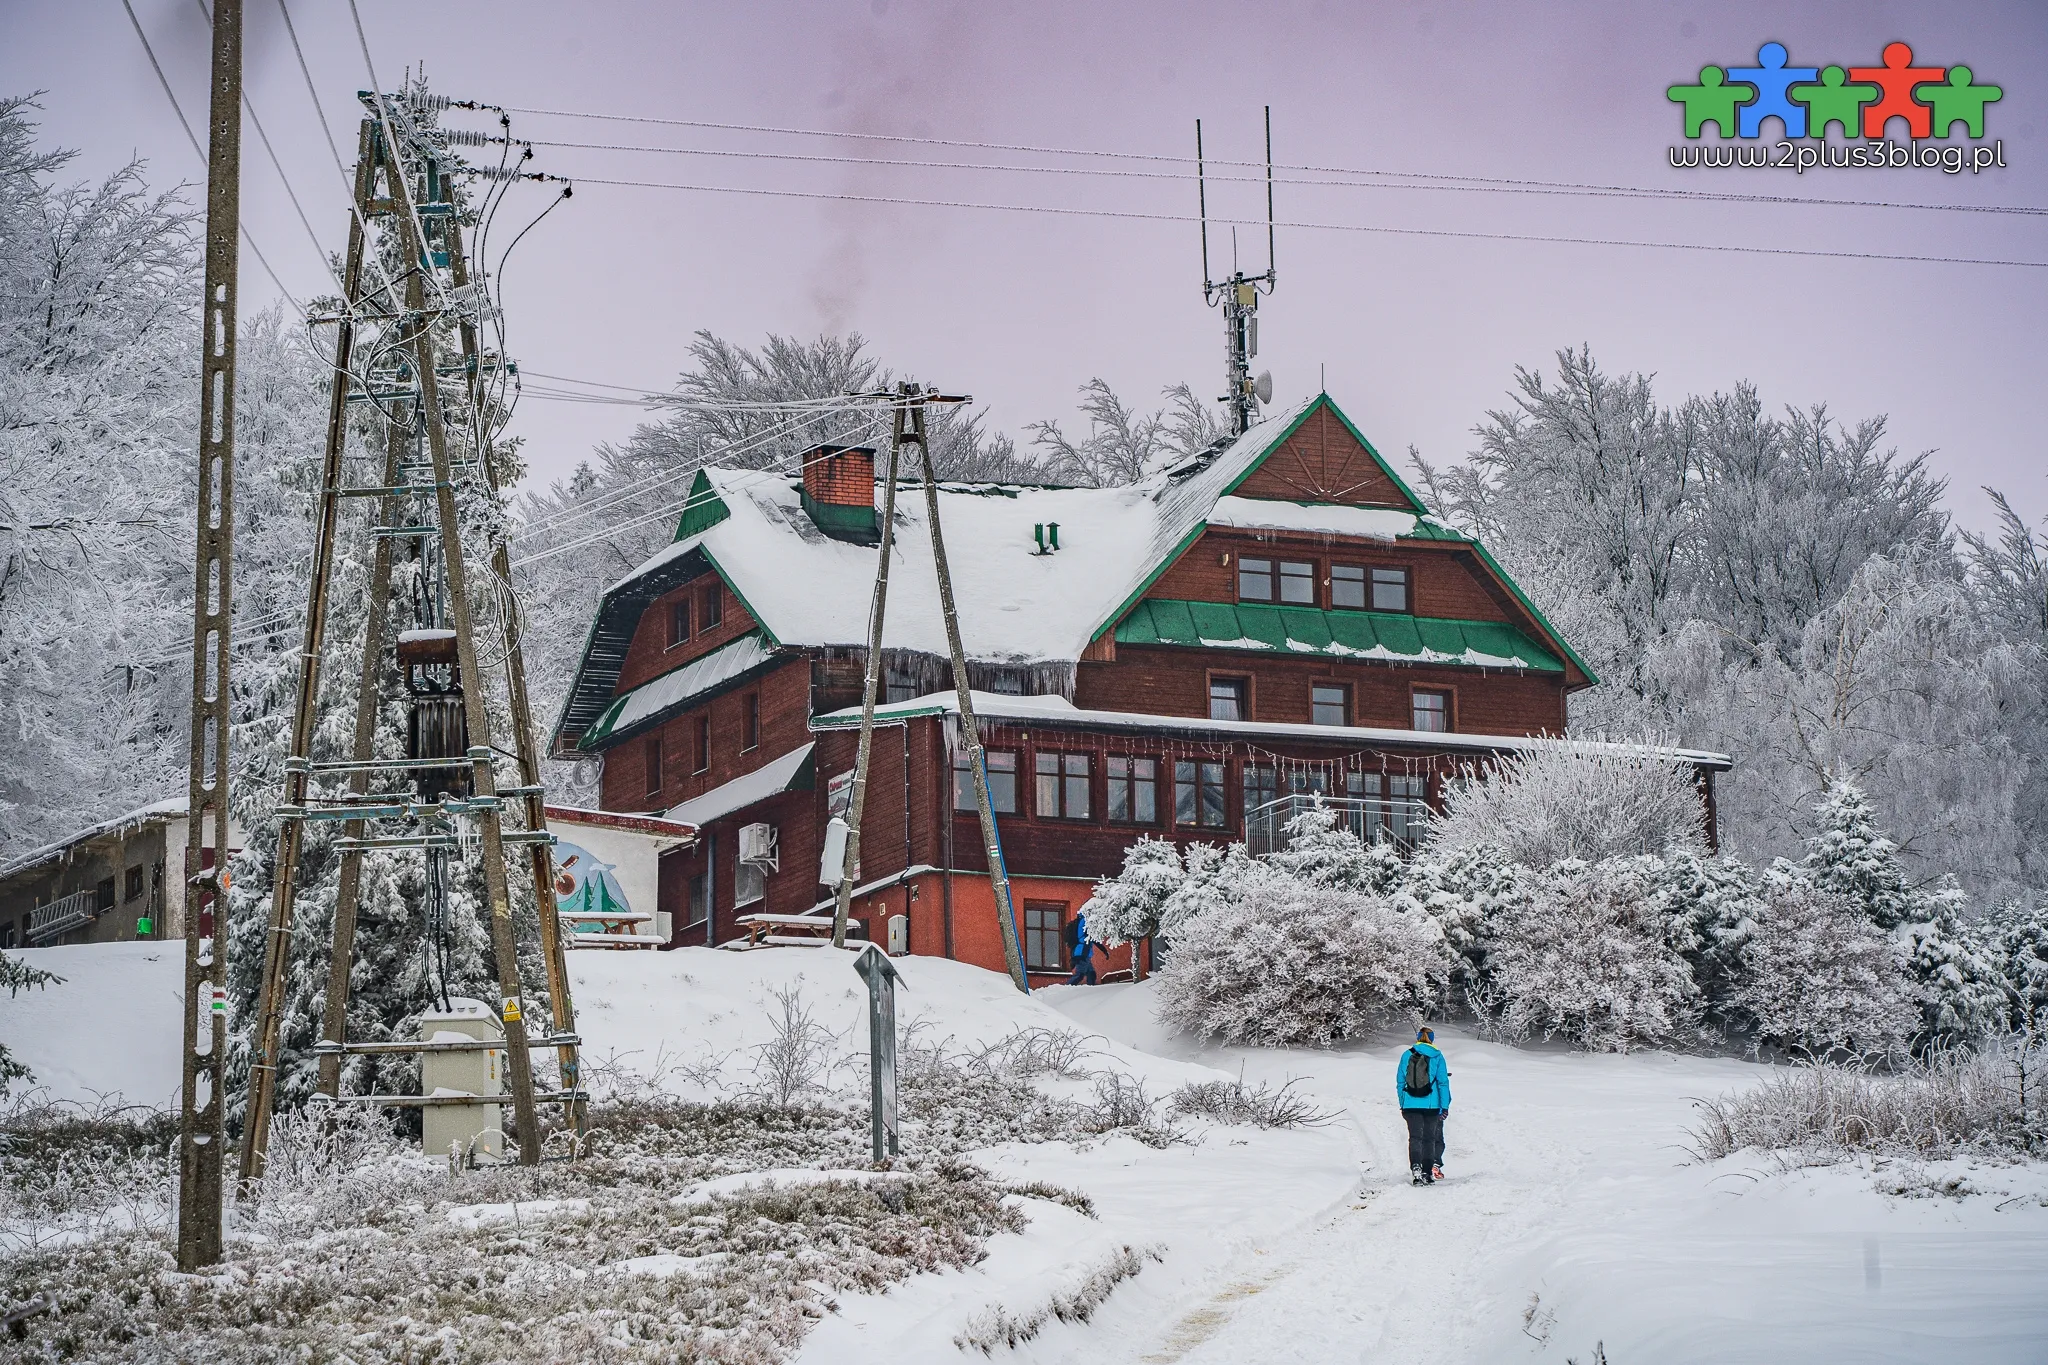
[1066,951,1097,986]
[1403,1107,1446,1170]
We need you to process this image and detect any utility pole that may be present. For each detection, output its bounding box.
[177,0,240,1272]
[1196,107,1278,436]
[829,394,909,949]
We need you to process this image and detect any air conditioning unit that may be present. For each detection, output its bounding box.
[738,822,779,872]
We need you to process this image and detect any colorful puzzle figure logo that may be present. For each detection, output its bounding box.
[1670,43,2000,140]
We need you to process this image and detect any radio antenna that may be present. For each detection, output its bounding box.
[1196,106,1278,437]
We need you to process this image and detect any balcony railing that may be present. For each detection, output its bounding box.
[1244,794,1431,858]
[27,889,95,945]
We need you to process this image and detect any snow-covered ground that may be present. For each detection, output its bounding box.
[7,942,2047,1362]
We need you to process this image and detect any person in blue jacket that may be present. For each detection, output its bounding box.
[1065,910,1097,986]
[1395,1026,1451,1184]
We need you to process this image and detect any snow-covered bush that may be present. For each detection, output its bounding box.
[1986,900,2048,1034]
[1482,858,1703,1052]
[0,953,59,1096]
[1689,1036,2048,1161]
[1263,799,1405,893]
[1649,850,1767,1024]
[1082,836,1187,951]
[1722,878,1915,1057]
[1902,904,2011,1050]
[1154,879,1450,1047]
[1428,740,1709,868]
[1395,842,1533,990]
[1167,1076,1335,1128]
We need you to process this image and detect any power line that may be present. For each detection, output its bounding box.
[562,175,2048,271]
[116,0,306,313]
[495,104,2048,219]
[520,135,2048,219]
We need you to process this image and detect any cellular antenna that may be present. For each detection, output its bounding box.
[1197,106,1278,437]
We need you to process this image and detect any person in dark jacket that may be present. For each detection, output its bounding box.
[1065,911,1097,985]
[1395,1026,1451,1184]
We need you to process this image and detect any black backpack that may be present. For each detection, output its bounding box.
[1402,1048,1434,1098]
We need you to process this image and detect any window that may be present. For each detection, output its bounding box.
[735,858,765,907]
[700,584,723,630]
[1347,769,1384,843]
[884,667,919,704]
[1389,774,1427,847]
[1331,563,1365,609]
[94,877,116,913]
[686,866,709,927]
[0,923,12,950]
[643,734,665,800]
[742,693,760,751]
[1106,756,1157,823]
[1242,762,1278,837]
[1279,560,1315,604]
[667,597,691,648]
[1237,556,1274,602]
[125,866,145,901]
[1412,689,1450,732]
[1035,752,1091,819]
[1312,684,1349,727]
[988,672,1025,695]
[1209,676,1248,722]
[1023,901,1067,973]
[693,716,710,774]
[1175,760,1227,828]
[955,749,1018,813]
[1372,567,1410,613]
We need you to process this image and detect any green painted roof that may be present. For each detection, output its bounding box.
[1116,599,1564,673]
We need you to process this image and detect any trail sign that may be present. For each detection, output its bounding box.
[851,943,902,1162]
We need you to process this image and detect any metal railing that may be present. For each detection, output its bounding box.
[27,889,95,945]
[1244,794,1431,857]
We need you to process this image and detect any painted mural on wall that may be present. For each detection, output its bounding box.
[552,841,632,929]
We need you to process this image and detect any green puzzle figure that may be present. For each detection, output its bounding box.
[1791,66,1878,138]
[1668,66,1754,138]
[1924,66,2001,138]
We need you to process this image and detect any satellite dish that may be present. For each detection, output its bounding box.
[1253,371,1274,405]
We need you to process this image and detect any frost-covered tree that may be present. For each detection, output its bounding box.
[1901,897,2009,1050]
[1026,378,1223,487]
[1154,879,1449,1047]
[1649,849,1767,1026]
[1393,842,1532,991]
[1081,836,1185,980]
[1723,878,1915,1057]
[1155,839,1266,943]
[1482,857,1703,1052]
[1984,900,2048,1036]
[0,948,60,1095]
[1801,780,1919,930]
[1263,800,1405,894]
[1426,740,1708,868]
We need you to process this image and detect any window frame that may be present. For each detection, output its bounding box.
[742,692,761,752]
[666,597,691,649]
[1278,558,1316,605]
[1105,755,1158,824]
[955,748,1019,814]
[700,582,724,630]
[1371,566,1412,613]
[1031,750,1092,820]
[124,866,145,901]
[1207,672,1251,723]
[1022,900,1068,973]
[1411,686,1453,733]
[643,733,665,800]
[1236,555,1275,603]
[1330,562,1367,610]
[692,714,711,774]
[1174,759,1228,829]
[1311,681,1350,727]
[734,856,766,908]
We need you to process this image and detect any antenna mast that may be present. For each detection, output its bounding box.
[1198,106,1277,437]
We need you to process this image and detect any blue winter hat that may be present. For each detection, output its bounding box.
[1416,1026,1435,1043]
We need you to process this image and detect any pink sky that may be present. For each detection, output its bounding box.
[7,0,2045,532]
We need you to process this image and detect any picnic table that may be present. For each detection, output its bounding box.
[731,912,841,948]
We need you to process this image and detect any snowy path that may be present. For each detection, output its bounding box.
[1046,983,2048,1365]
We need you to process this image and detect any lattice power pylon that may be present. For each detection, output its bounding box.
[238,94,580,1180]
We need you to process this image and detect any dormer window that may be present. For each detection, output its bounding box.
[1279,560,1315,604]
[1237,557,1274,601]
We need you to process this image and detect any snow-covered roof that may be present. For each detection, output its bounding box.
[581,633,775,747]
[663,742,817,826]
[810,692,1734,771]
[1205,496,1419,541]
[0,797,188,883]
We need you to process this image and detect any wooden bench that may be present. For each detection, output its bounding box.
[733,912,839,948]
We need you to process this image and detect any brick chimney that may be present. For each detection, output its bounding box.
[800,444,880,544]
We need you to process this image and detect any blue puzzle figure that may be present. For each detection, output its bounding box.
[1729,42,1819,137]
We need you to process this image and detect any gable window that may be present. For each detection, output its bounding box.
[1035,752,1091,819]
[955,749,1019,813]
[1372,567,1410,613]
[1312,683,1349,727]
[1279,560,1315,605]
[1174,760,1226,828]
[1237,556,1274,602]
[693,715,711,773]
[643,734,664,800]
[1106,756,1157,823]
[666,598,691,648]
[1412,689,1451,732]
[742,693,760,751]
[1331,563,1366,609]
[1023,901,1067,972]
[700,584,723,630]
[1209,676,1248,722]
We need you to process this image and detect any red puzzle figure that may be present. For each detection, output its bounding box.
[1849,42,1945,139]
